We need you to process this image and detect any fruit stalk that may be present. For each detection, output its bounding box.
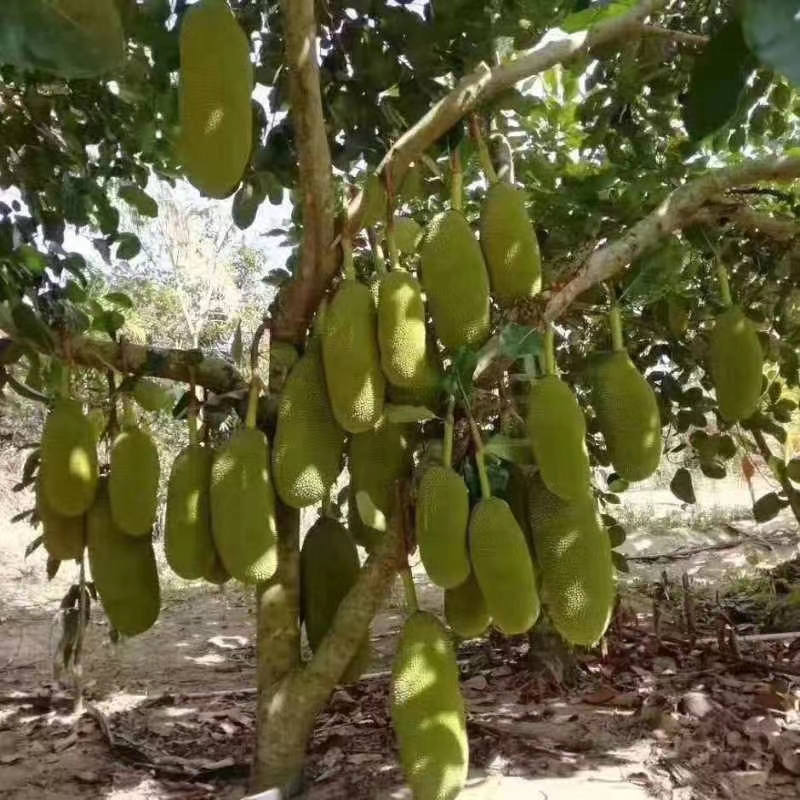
[716,260,732,307]
[450,147,464,212]
[543,323,556,377]
[341,236,356,280]
[401,568,419,613]
[467,411,491,499]
[470,114,498,184]
[442,395,455,468]
[609,304,624,352]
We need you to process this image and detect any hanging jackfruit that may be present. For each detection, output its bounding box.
[37,480,85,561]
[393,216,423,254]
[360,173,387,229]
[109,426,160,537]
[391,612,468,800]
[445,572,490,639]
[178,0,253,198]
[203,552,231,585]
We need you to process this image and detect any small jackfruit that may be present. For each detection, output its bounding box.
[393,216,423,254]
[445,572,490,639]
[322,279,385,434]
[479,182,542,305]
[210,427,277,584]
[469,497,539,635]
[416,465,470,589]
[360,173,387,229]
[526,375,591,502]
[709,306,763,422]
[268,341,300,393]
[273,340,345,508]
[527,472,615,647]
[420,210,490,352]
[165,444,216,580]
[87,479,160,637]
[590,351,662,482]
[178,0,253,198]
[109,427,160,537]
[391,612,468,800]
[37,480,85,561]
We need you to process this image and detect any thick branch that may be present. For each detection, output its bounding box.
[641,24,708,46]
[694,201,800,243]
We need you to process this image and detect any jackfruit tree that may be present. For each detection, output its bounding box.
[4,0,800,796]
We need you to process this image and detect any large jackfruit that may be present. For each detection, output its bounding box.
[87,479,160,637]
[164,444,216,580]
[469,497,539,635]
[40,398,98,517]
[37,480,85,561]
[109,427,160,537]
[709,306,763,422]
[360,173,387,229]
[416,465,470,589]
[273,340,345,508]
[526,375,591,502]
[479,182,542,306]
[391,612,468,800]
[527,472,615,647]
[210,427,277,584]
[300,517,370,682]
[420,210,490,352]
[178,0,253,198]
[590,351,662,482]
[378,271,429,388]
[445,572,490,639]
[322,279,386,434]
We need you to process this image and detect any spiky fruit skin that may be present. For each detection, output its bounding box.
[416,466,470,589]
[273,340,345,508]
[40,398,98,518]
[378,271,428,388]
[527,472,615,647]
[165,444,216,580]
[87,479,160,637]
[178,0,252,198]
[300,517,370,682]
[391,612,468,800]
[590,351,662,482]
[445,572,490,639]
[109,427,160,537]
[709,306,763,422]
[322,280,386,434]
[37,480,85,561]
[394,216,423,253]
[469,497,539,635]
[210,427,277,584]
[479,182,542,305]
[526,375,591,502]
[420,210,490,352]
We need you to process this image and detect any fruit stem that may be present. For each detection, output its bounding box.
[401,568,418,614]
[121,394,136,429]
[312,299,327,336]
[467,411,492,498]
[609,304,624,352]
[342,236,356,280]
[245,378,259,430]
[442,395,455,468]
[543,323,557,377]
[385,216,400,271]
[367,227,387,275]
[470,114,498,184]
[187,392,199,447]
[716,260,732,307]
[450,147,463,212]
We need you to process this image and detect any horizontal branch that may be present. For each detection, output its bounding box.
[694,200,800,243]
[641,24,707,46]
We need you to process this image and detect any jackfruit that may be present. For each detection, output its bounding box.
[322,279,385,433]
[165,444,216,580]
[40,398,98,517]
[590,351,662,482]
[709,306,763,422]
[300,517,370,682]
[391,612,468,800]
[87,479,160,637]
[210,427,277,584]
[479,182,542,306]
[387,346,443,410]
[360,173,387,229]
[444,572,490,639]
[416,465,470,589]
[109,427,160,537]
[273,340,345,508]
[178,0,253,198]
[203,552,231,585]
[526,375,591,502]
[132,379,172,413]
[469,497,539,635]
[420,210,490,352]
[527,472,615,647]
[268,341,299,393]
[393,216,423,254]
[378,270,429,389]
[37,480,84,561]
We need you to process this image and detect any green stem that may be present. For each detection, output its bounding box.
[716,260,733,307]
[245,378,259,430]
[385,217,400,271]
[367,228,387,275]
[450,147,463,212]
[609,304,624,352]
[442,395,455,468]
[471,115,498,184]
[342,237,356,281]
[543,324,556,377]
[467,413,491,498]
[121,394,136,428]
[188,397,199,446]
[401,568,418,614]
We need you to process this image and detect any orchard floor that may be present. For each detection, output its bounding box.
[3,466,800,799]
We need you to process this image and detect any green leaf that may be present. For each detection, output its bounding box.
[670,468,696,504]
[786,457,800,482]
[498,323,543,363]
[232,180,265,231]
[47,555,61,580]
[606,473,629,493]
[383,404,437,424]
[607,524,627,548]
[11,303,54,353]
[743,0,800,87]
[561,0,636,33]
[104,291,133,309]
[131,379,172,413]
[118,184,158,218]
[25,534,43,558]
[611,551,630,573]
[355,490,387,532]
[16,245,47,276]
[753,491,785,522]
[483,434,533,464]
[116,233,141,261]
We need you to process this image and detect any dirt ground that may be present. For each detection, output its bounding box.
[3,457,800,799]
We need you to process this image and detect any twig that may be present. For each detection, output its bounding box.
[139,687,258,708]
[682,573,696,648]
[627,537,750,563]
[696,631,800,645]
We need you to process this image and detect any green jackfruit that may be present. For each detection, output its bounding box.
[300,517,370,682]
[469,497,539,635]
[165,444,216,580]
[393,216,423,253]
[590,351,662,482]
[268,341,300,393]
[420,210,490,352]
[527,472,615,647]
[709,306,763,422]
[87,479,160,637]
[378,271,429,388]
[273,340,345,508]
[416,465,470,589]
[178,0,253,198]
[360,173,387,229]
[479,182,542,306]
[37,480,84,561]
[444,572,490,639]
[526,375,591,502]
[210,427,277,584]
[391,612,468,800]
[109,427,160,537]
[323,280,385,433]
[131,379,172,413]
[40,398,98,517]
